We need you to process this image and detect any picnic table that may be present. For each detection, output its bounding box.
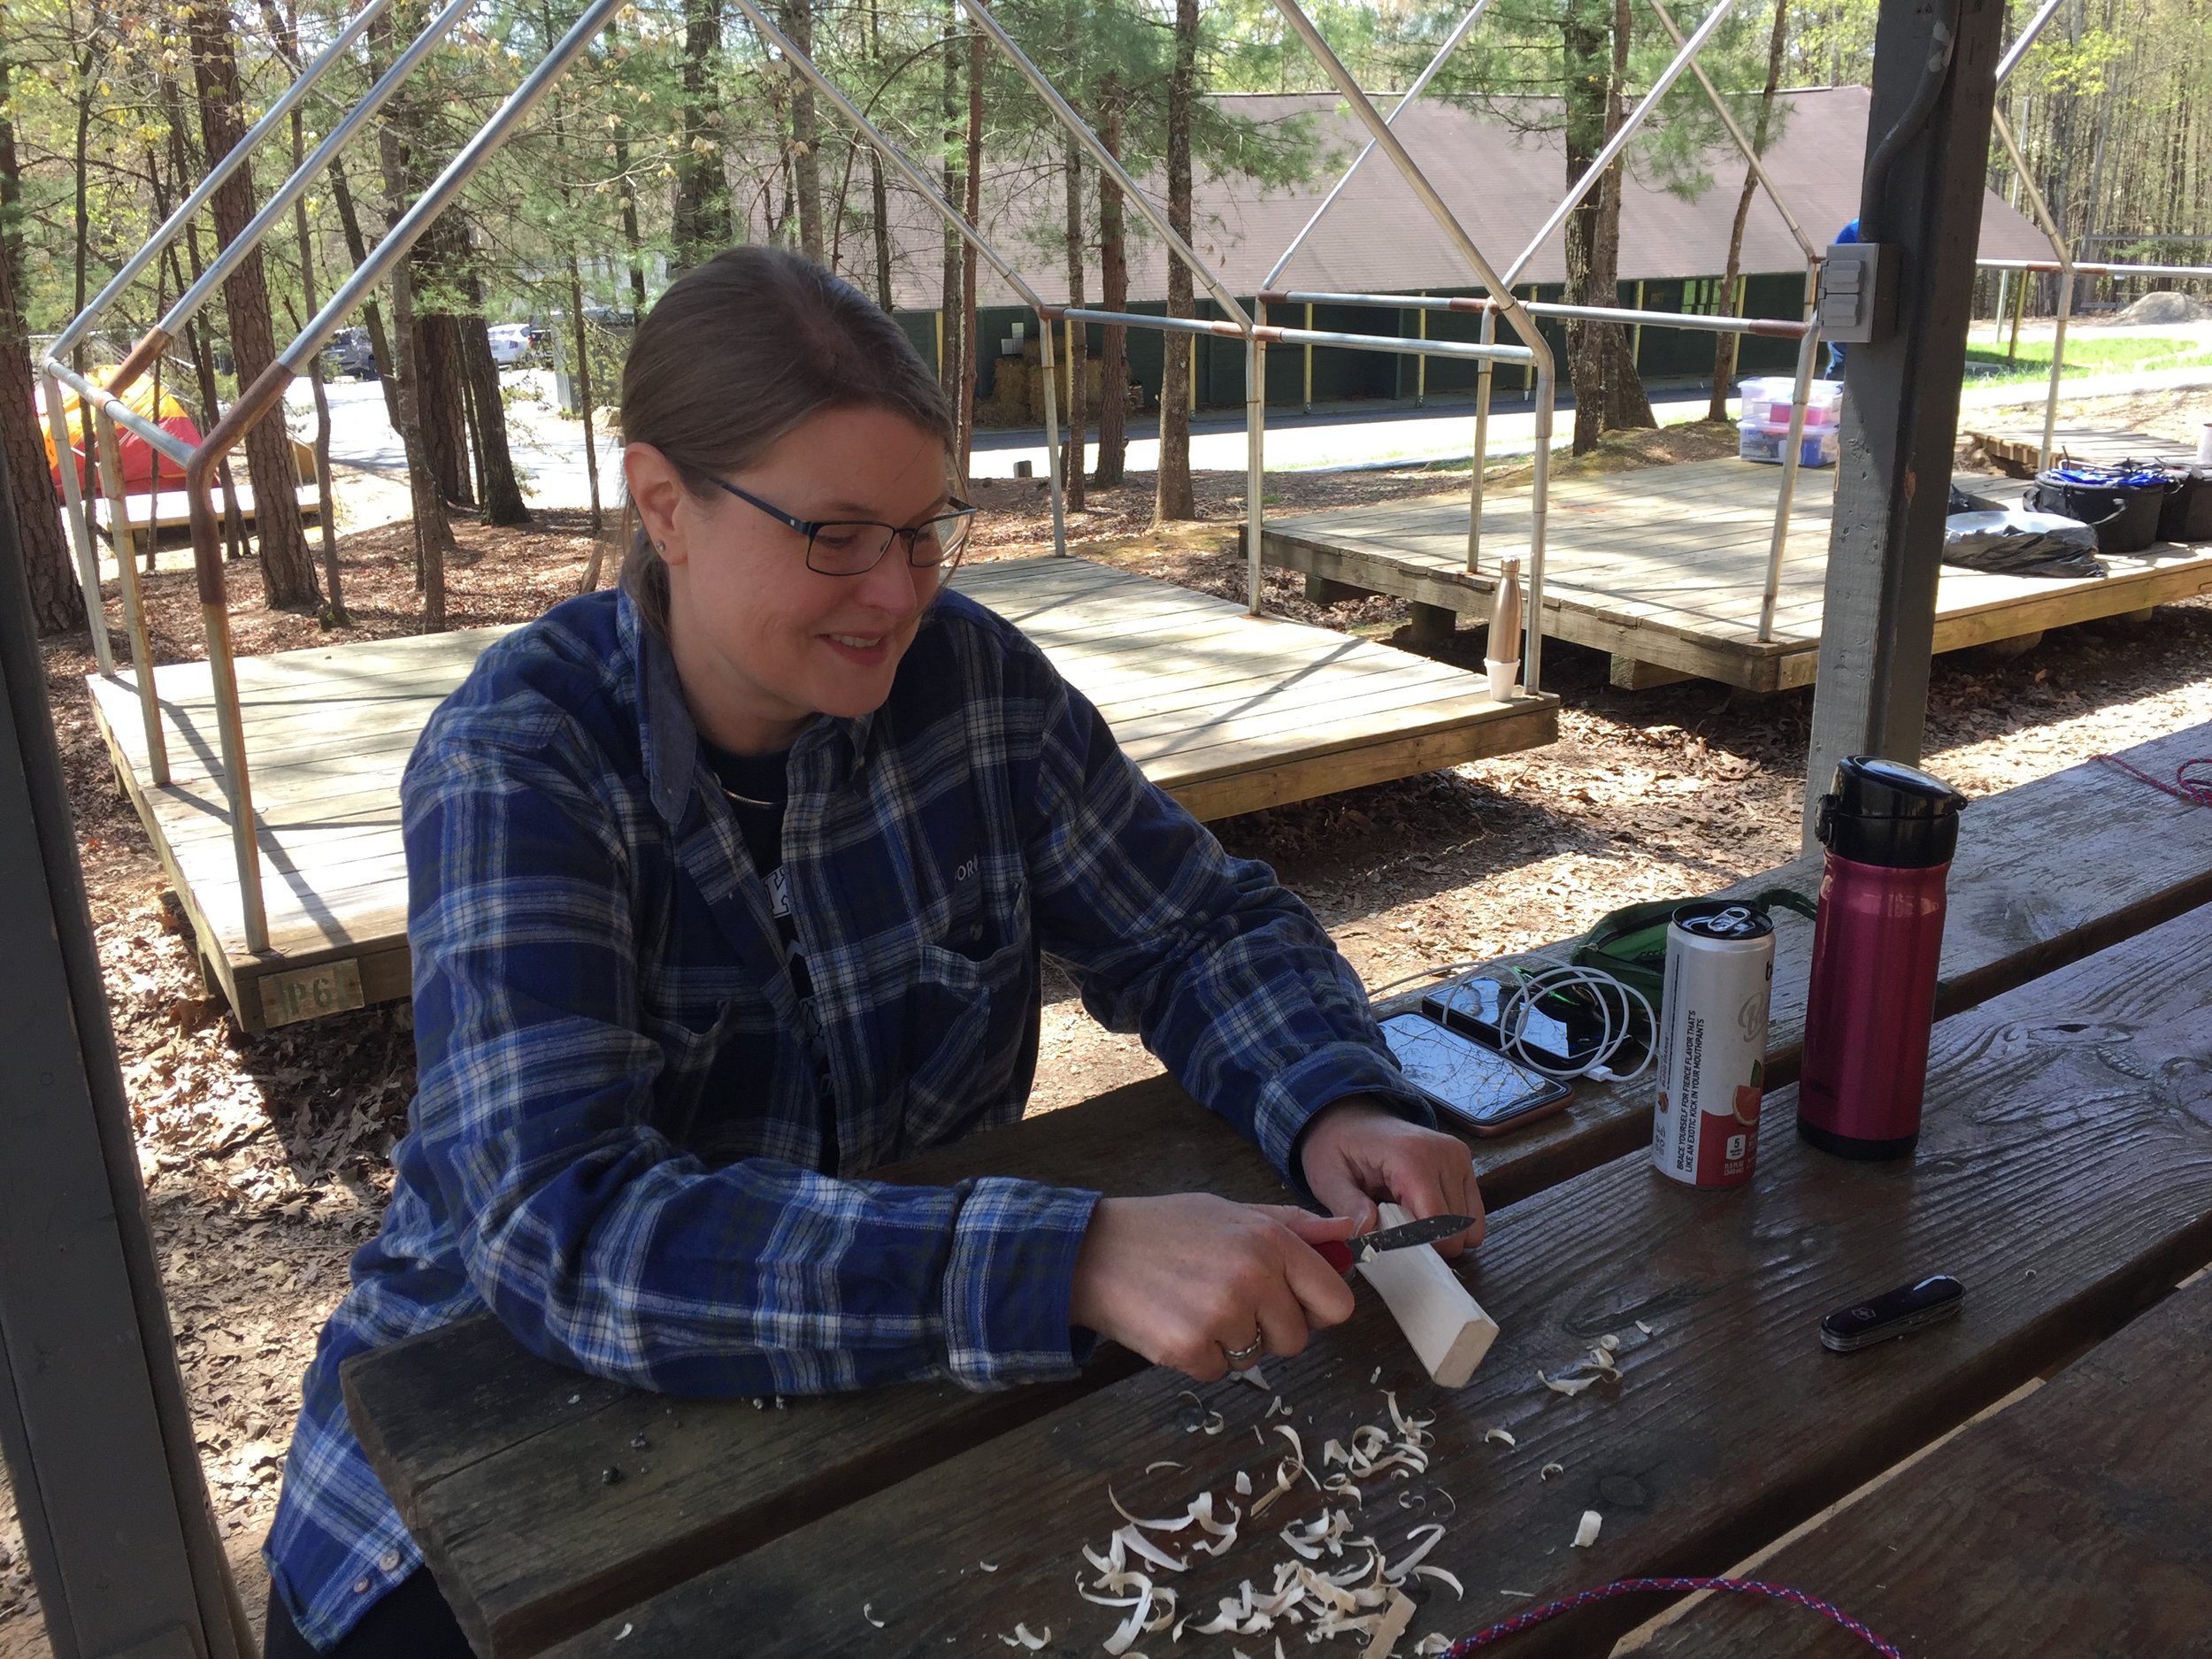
[342,722,2212,1659]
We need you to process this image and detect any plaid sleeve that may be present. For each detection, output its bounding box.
[1003,647,1434,1185]
[403,725,1098,1394]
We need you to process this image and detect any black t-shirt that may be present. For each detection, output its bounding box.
[699,741,837,1164]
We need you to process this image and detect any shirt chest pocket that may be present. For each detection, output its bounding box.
[896,931,1038,1153]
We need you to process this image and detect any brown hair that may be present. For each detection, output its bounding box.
[617,245,955,634]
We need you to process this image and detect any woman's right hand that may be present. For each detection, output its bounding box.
[1066,1195,1361,1382]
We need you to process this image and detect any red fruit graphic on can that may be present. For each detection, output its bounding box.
[1651,900,1775,1188]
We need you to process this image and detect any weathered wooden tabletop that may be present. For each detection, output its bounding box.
[1622,1269,2212,1658]
[342,724,2212,1657]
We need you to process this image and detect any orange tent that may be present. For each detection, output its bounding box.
[37,376,203,499]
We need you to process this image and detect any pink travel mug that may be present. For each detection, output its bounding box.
[1796,757,1967,1160]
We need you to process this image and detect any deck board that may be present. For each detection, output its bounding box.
[88,557,1553,1031]
[1965,421,2200,478]
[1263,449,2212,690]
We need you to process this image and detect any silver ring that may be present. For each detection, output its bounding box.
[1222,1330,1264,1367]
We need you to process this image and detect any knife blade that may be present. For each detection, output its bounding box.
[1313,1212,1479,1275]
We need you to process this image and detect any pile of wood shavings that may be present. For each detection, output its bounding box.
[1046,1389,1468,1658]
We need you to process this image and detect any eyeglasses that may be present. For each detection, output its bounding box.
[709,477,979,578]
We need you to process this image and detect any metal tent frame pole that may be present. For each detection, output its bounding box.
[1267,0,1559,697]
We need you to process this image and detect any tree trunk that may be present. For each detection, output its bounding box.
[187,0,320,606]
[671,0,733,273]
[367,5,456,615]
[1,69,84,636]
[567,260,602,541]
[418,313,473,508]
[70,4,106,379]
[325,154,403,432]
[779,0,822,261]
[608,11,650,317]
[1594,0,1652,434]
[866,0,893,310]
[956,8,983,490]
[1559,0,1645,454]
[1708,0,1789,420]
[460,277,529,525]
[1061,130,1087,510]
[939,4,963,404]
[1094,81,1128,487]
[1153,0,1197,523]
[152,110,250,571]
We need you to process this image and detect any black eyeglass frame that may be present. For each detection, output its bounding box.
[707,476,979,577]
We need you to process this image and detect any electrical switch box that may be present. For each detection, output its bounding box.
[1817,241,1898,345]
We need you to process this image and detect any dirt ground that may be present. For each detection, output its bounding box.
[4,395,2209,1654]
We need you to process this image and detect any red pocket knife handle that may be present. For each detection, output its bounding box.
[1314,1238,1355,1275]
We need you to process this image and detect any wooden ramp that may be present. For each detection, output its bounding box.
[1965,420,2200,478]
[1263,455,2212,692]
[88,556,1554,1031]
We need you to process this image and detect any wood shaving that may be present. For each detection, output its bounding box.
[979,1560,1000,1571]
[1635,1320,1656,1335]
[1416,1637,1454,1655]
[1483,1427,1516,1447]
[1143,1461,1185,1475]
[1572,1510,1602,1548]
[1539,1463,1564,1481]
[1412,1565,1464,1600]
[1234,1470,1253,1496]
[1002,1624,1049,1650]
[862,1602,885,1628]
[1359,1590,1416,1659]
[1233,1364,1271,1391]
[1599,1333,1621,1352]
[1538,1369,1598,1397]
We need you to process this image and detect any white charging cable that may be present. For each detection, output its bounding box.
[1491,963,1656,1084]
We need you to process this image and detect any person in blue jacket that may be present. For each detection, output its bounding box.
[259,246,1486,1656]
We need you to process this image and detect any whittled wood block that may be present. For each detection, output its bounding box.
[1356,1202,1499,1387]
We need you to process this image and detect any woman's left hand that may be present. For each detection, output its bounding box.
[1297,1097,1486,1258]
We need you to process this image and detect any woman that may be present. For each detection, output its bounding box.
[263,246,1483,1655]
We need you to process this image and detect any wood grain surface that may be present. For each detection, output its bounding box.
[342,724,2212,1655]
[540,898,2212,1659]
[1622,1272,2212,1659]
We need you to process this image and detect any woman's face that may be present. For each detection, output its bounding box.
[627,406,953,755]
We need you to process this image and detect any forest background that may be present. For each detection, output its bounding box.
[1,0,2208,629]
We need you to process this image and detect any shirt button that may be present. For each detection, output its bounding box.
[352,1578,372,1595]
[379,1548,402,1572]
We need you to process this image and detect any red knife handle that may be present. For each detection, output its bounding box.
[1314,1238,1355,1275]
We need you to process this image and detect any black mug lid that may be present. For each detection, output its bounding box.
[1817,756,1966,868]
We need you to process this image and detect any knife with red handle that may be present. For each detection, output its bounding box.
[1311,1212,1481,1274]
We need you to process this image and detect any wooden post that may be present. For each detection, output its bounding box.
[0,444,251,1659]
[1802,0,2007,846]
[933,309,945,380]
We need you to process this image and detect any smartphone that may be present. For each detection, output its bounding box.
[1423,976,1647,1074]
[1379,1011,1573,1137]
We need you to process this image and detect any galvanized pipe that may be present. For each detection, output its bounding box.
[1269,0,1557,695]
[1261,0,1501,289]
[1646,0,1816,262]
[42,368,111,672]
[1756,319,1823,641]
[1974,257,2212,280]
[1262,288,1809,337]
[88,404,169,785]
[1037,307,1068,558]
[1050,306,1532,363]
[153,0,475,362]
[280,0,631,373]
[43,361,198,465]
[1995,0,2065,86]
[958,0,1252,334]
[1256,303,1274,615]
[1468,306,1495,572]
[1502,0,1736,290]
[43,0,395,369]
[1988,108,2072,474]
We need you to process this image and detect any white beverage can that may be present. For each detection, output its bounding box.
[1650,900,1775,1187]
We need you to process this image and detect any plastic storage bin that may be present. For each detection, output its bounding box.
[1739,376,1843,430]
[1739,419,1839,467]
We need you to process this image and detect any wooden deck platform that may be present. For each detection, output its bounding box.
[1965,420,2201,478]
[87,555,1554,1031]
[1263,453,2212,692]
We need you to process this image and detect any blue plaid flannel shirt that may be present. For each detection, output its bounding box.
[264,581,1428,1648]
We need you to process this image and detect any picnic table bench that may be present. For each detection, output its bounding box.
[341,722,2212,1658]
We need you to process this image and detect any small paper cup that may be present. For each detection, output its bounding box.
[1486,658,1518,702]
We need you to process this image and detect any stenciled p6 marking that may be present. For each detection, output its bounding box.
[1651,900,1775,1188]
